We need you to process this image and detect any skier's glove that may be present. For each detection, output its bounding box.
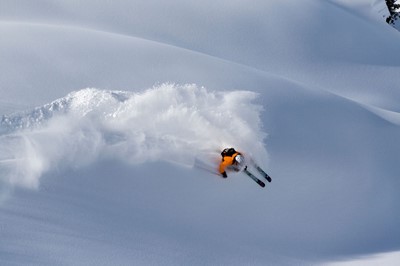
[222,171,227,178]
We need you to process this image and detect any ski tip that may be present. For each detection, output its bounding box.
[258,181,266,188]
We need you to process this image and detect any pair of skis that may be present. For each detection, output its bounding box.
[242,164,272,188]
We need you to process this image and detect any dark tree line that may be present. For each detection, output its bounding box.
[385,0,400,25]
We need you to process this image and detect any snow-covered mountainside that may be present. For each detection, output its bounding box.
[1,0,400,265]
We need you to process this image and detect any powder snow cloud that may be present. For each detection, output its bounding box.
[0,83,267,188]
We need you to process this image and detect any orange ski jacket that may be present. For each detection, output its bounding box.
[219,152,241,174]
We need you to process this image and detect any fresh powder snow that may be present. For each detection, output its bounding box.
[1,0,400,265]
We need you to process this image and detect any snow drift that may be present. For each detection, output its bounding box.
[0,83,267,188]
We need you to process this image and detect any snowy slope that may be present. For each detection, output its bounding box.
[1,0,400,265]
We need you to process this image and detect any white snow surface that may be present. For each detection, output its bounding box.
[1,0,400,265]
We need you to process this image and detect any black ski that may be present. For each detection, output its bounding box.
[243,166,265,188]
[254,164,272,183]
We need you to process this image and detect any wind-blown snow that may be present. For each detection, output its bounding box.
[0,84,266,188]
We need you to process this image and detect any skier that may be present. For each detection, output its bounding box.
[219,147,245,178]
[219,147,272,187]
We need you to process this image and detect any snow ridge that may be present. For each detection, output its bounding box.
[0,84,267,188]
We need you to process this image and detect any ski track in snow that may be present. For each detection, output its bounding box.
[0,84,267,189]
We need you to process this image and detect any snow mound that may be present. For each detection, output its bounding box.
[0,84,267,188]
